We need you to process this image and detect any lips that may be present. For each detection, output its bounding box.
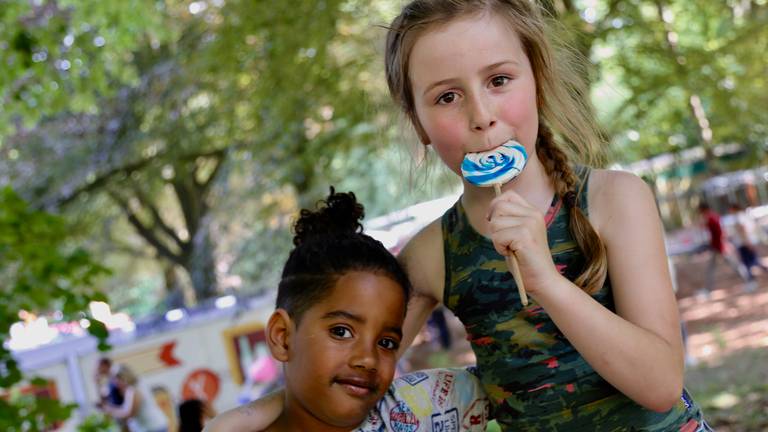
[479,137,517,152]
[333,375,379,398]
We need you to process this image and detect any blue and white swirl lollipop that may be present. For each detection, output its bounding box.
[461,140,528,188]
[461,139,529,305]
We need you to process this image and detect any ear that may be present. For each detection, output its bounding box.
[266,309,293,362]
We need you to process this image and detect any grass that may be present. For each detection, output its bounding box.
[685,347,768,432]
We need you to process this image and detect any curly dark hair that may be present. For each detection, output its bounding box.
[276,187,411,324]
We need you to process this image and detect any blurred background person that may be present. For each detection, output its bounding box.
[727,203,767,291]
[698,202,749,297]
[103,364,169,432]
[94,357,128,431]
[426,307,452,351]
[94,357,123,407]
[178,398,215,432]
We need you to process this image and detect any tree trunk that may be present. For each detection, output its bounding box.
[182,215,218,302]
[653,0,717,170]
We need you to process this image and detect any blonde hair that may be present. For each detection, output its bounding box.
[114,364,139,386]
[385,0,607,293]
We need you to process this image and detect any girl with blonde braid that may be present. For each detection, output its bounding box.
[387,0,710,430]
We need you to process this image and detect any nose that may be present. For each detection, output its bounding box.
[468,93,496,132]
[349,341,378,372]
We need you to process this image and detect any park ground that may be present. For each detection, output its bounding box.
[404,245,768,431]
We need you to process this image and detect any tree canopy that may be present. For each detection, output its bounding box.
[2,0,766,309]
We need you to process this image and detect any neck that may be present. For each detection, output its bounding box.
[460,154,555,236]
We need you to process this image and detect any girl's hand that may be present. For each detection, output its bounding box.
[487,189,562,294]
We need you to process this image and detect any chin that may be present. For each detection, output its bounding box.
[326,409,370,429]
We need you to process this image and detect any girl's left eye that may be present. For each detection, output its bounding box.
[378,338,400,351]
[330,326,353,339]
[490,76,510,87]
[437,91,458,105]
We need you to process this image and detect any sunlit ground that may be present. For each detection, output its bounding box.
[675,250,768,432]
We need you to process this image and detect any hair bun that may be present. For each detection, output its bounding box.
[293,187,365,246]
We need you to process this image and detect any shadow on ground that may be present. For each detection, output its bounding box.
[685,348,768,432]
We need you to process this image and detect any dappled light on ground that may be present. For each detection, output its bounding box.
[680,290,768,364]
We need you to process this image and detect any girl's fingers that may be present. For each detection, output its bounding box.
[489,210,547,255]
[488,215,525,233]
[487,189,538,219]
[489,223,535,254]
[487,199,536,221]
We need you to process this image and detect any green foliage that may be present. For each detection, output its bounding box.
[1,0,422,308]
[0,393,77,432]
[0,187,110,429]
[3,0,764,337]
[0,0,171,135]
[573,0,768,163]
[76,411,120,432]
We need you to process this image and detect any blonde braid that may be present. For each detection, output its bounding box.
[537,123,607,294]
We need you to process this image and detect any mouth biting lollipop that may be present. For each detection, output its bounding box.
[461,141,528,188]
[461,139,529,305]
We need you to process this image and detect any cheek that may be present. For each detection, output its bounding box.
[376,354,398,394]
[291,337,334,377]
[429,115,463,137]
[425,117,467,169]
[498,95,539,146]
[415,103,461,142]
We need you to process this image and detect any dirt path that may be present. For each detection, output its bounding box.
[673,246,768,365]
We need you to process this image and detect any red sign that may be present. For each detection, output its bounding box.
[181,369,220,402]
[115,341,181,375]
[159,342,181,367]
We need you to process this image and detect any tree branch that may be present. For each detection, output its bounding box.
[199,150,226,194]
[129,183,187,251]
[108,190,184,266]
[53,147,230,208]
[172,173,202,243]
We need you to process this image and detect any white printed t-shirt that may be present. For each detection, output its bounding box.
[355,367,489,432]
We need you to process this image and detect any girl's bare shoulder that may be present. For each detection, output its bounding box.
[588,168,658,235]
[398,217,445,300]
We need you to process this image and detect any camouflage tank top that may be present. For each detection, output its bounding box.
[441,166,709,431]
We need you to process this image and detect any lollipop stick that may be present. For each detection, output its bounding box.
[493,183,528,306]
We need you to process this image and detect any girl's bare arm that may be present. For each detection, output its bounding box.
[528,170,684,412]
[204,390,283,432]
[396,219,445,358]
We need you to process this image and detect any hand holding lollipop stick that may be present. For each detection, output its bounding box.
[461,140,529,306]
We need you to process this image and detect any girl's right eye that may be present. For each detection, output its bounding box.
[489,75,510,88]
[378,337,400,351]
[437,91,458,105]
[330,326,353,339]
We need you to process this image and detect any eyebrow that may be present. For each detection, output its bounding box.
[421,60,521,97]
[321,310,403,338]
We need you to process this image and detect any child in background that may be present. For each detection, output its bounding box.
[178,399,216,432]
[698,202,750,295]
[387,1,709,430]
[205,189,488,431]
[727,203,767,291]
[94,357,124,407]
[103,364,168,432]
